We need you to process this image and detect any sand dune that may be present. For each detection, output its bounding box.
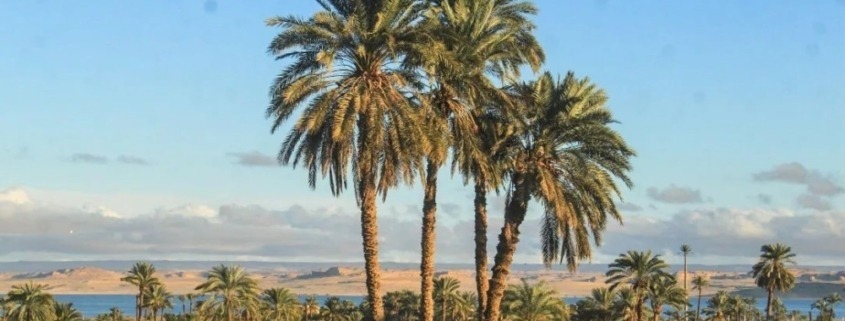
[1,266,841,298]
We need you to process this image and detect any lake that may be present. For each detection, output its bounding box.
[55,294,845,319]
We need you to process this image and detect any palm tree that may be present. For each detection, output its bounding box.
[265,1,430,319]
[383,290,420,321]
[53,302,82,321]
[750,244,797,321]
[433,277,463,321]
[500,279,567,321]
[486,72,635,321]
[647,276,687,321]
[121,262,160,321]
[452,292,477,321]
[108,308,124,321]
[573,287,615,321]
[412,1,544,318]
[260,288,300,321]
[144,284,172,321]
[175,295,186,319]
[614,288,638,321]
[184,294,196,317]
[606,251,671,321]
[320,297,347,321]
[691,275,708,321]
[3,282,55,321]
[680,245,692,321]
[703,291,729,321]
[195,265,258,321]
[302,296,319,321]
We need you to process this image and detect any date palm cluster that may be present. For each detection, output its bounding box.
[265,1,634,320]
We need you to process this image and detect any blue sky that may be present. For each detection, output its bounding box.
[1,1,843,264]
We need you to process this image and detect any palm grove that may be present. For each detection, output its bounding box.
[4,244,837,321]
[265,0,631,320]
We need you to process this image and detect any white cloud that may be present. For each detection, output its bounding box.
[647,185,705,204]
[0,187,31,205]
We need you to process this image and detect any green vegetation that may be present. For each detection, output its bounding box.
[751,243,797,321]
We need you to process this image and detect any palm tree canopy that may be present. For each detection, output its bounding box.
[680,245,692,255]
[605,250,671,291]
[121,262,160,288]
[266,0,434,200]
[501,279,567,321]
[750,243,797,292]
[647,276,688,311]
[54,302,83,321]
[504,72,635,270]
[691,276,709,290]
[4,282,56,321]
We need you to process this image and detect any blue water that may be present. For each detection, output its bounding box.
[55,295,844,318]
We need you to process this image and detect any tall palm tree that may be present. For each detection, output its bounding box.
[500,279,567,321]
[679,245,692,321]
[265,1,430,319]
[412,1,544,318]
[144,284,172,321]
[647,276,687,321]
[195,265,258,321]
[121,262,160,321]
[260,288,300,321]
[606,251,671,321]
[53,302,83,321]
[691,275,709,321]
[486,72,635,321]
[3,282,55,321]
[750,243,797,321]
[433,277,463,321]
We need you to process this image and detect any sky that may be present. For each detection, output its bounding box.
[1,1,844,266]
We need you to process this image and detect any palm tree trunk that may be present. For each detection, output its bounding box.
[636,295,645,321]
[483,174,530,321]
[420,160,438,321]
[765,289,773,321]
[696,289,702,321]
[442,296,447,321]
[683,255,688,319]
[136,294,142,321]
[473,176,489,321]
[360,169,385,321]
[653,304,662,321]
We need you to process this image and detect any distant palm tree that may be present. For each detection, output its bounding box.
[679,245,692,321]
[452,292,477,321]
[487,71,635,321]
[121,262,160,321]
[606,251,671,321]
[691,275,709,321]
[259,288,299,321]
[195,265,258,321]
[750,244,797,321]
[613,288,637,321]
[184,294,196,316]
[53,302,82,321]
[500,279,567,321]
[433,277,462,321]
[301,296,319,321]
[4,282,55,321]
[320,297,348,321]
[576,287,615,321]
[144,284,172,321]
[703,291,729,321]
[383,291,420,321]
[265,2,431,319]
[647,276,687,321]
[108,308,124,321]
[175,295,186,318]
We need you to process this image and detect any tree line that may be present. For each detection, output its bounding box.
[3,244,842,321]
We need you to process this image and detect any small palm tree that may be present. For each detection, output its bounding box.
[691,275,709,321]
[121,262,160,321]
[265,2,431,319]
[108,308,124,321]
[4,282,55,321]
[195,265,258,321]
[750,243,797,321]
[260,288,300,321]
[53,302,82,321]
[301,296,319,321]
[433,277,462,321]
[606,251,671,321]
[144,284,172,321]
[646,276,687,321]
[575,287,615,321]
[679,246,692,293]
[613,288,637,321]
[703,291,729,321]
[320,297,346,321]
[500,279,567,321]
[383,290,420,321]
[486,71,635,321]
